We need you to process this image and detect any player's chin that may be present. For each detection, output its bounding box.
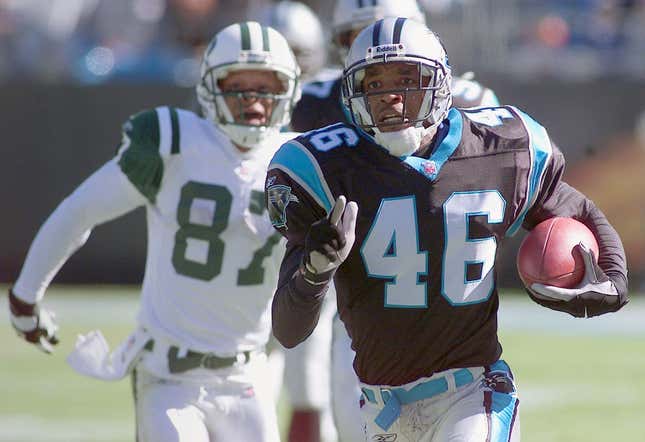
[377,121,413,133]
[238,117,267,126]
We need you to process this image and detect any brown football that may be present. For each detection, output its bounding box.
[517,217,599,288]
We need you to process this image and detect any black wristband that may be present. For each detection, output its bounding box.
[8,289,36,316]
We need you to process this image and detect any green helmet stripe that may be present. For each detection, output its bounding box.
[169,107,180,154]
[205,36,217,57]
[261,25,270,52]
[240,22,251,50]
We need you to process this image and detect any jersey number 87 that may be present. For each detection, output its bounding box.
[172,181,281,285]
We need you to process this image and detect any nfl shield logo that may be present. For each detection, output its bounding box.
[422,160,437,178]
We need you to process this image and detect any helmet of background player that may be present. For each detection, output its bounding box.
[342,17,452,157]
[259,1,326,80]
[332,0,426,61]
[197,22,301,149]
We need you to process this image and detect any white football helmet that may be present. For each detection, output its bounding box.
[258,1,326,80]
[332,0,426,59]
[197,21,301,149]
[342,17,452,149]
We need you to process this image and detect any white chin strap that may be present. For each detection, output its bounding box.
[219,123,279,151]
[373,124,432,158]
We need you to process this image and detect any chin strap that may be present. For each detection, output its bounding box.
[372,124,432,158]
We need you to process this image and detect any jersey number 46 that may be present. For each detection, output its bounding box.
[361,191,505,308]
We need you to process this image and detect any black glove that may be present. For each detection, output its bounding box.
[9,289,59,353]
[525,243,628,318]
[301,196,358,285]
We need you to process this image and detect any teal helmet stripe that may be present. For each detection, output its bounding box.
[261,25,270,52]
[240,22,251,50]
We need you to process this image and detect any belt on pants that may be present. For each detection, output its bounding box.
[144,340,251,373]
[361,368,476,431]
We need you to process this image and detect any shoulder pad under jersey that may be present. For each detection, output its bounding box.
[451,77,500,108]
[117,106,181,203]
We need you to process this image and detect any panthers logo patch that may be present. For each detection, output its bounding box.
[267,184,299,229]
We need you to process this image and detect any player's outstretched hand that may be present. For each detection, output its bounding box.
[301,195,358,284]
[8,289,59,353]
[527,243,628,318]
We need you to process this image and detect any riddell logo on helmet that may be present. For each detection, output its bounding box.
[367,44,405,58]
[240,51,269,63]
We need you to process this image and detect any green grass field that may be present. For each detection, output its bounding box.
[1,285,643,442]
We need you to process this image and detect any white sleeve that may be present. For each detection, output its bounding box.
[12,159,147,303]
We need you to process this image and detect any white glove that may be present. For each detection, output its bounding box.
[302,195,358,283]
[67,328,151,381]
[9,290,59,354]
[528,243,627,318]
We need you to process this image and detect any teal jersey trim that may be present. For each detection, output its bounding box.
[404,108,463,180]
[269,141,333,213]
[506,107,553,237]
[118,109,163,204]
[490,392,519,442]
[488,360,519,442]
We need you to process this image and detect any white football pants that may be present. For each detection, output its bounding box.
[132,352,280,442]
[331,313,364,442]
[359,363,520,442]
[283,289,339,442]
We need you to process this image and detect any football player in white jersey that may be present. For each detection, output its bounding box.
[8,21,300,442]
[255,0,331,82]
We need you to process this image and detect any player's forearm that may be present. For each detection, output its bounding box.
[271,270,330,348]
[13,161,145,303]
[12,197,93,303]
[575,198,628,296]
[532,182,628,295]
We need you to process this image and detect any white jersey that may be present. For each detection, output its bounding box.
[117,107,295,355]
[13,106,295,357]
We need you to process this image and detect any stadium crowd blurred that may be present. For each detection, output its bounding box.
[1,0,643,287]
[0,0,643,85]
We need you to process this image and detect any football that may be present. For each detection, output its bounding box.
[517,217,599,288]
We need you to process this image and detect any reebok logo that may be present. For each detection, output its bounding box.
[372,434,397,442]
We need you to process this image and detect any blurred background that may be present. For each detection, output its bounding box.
[0,1,644,441]
[0,0,643,289]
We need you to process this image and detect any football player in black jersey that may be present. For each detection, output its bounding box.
[257,4,340,441]
[267,17,628,442]
[292,0,500,134]
[292,1,502,440]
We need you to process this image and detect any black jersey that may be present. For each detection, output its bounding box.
[268,106,626,386]
[291,77,347,132]
[291,75,500,132]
